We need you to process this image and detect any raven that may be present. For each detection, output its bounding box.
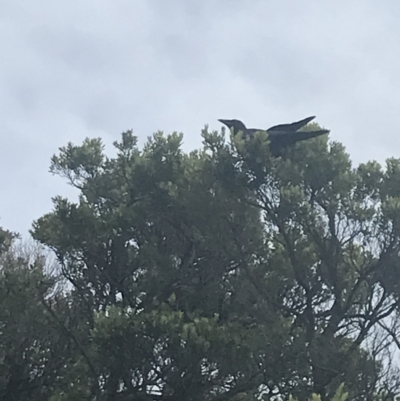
[218,116,329,155]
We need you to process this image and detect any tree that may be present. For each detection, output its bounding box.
[30,126,400,400]
[209,124,400,399]
[0,230,66,400]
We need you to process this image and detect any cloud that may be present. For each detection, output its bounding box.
[1,0,400,234]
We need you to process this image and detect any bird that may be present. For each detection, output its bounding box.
[218,116,329,156]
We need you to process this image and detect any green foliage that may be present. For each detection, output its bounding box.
[4,122,400,400]
[289,383,348,401]
[0,236,72,400]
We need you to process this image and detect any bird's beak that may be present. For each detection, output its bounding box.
[218,119,230,125]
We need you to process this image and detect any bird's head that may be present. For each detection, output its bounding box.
[218,119,247,134]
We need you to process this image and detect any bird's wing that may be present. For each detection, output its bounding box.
[267,116,316,133]
[270,129,329,142]
[291,129,330,140]
[269,129,329,155]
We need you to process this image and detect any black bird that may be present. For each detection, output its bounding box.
[218,116,329,155]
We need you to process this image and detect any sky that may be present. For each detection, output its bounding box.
[2,0,400,236]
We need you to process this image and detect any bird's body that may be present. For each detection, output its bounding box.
[218,116,329,155]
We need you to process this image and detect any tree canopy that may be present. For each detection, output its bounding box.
[3,123,400,400]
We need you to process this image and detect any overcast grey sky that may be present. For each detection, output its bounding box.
[2,0,400,236]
